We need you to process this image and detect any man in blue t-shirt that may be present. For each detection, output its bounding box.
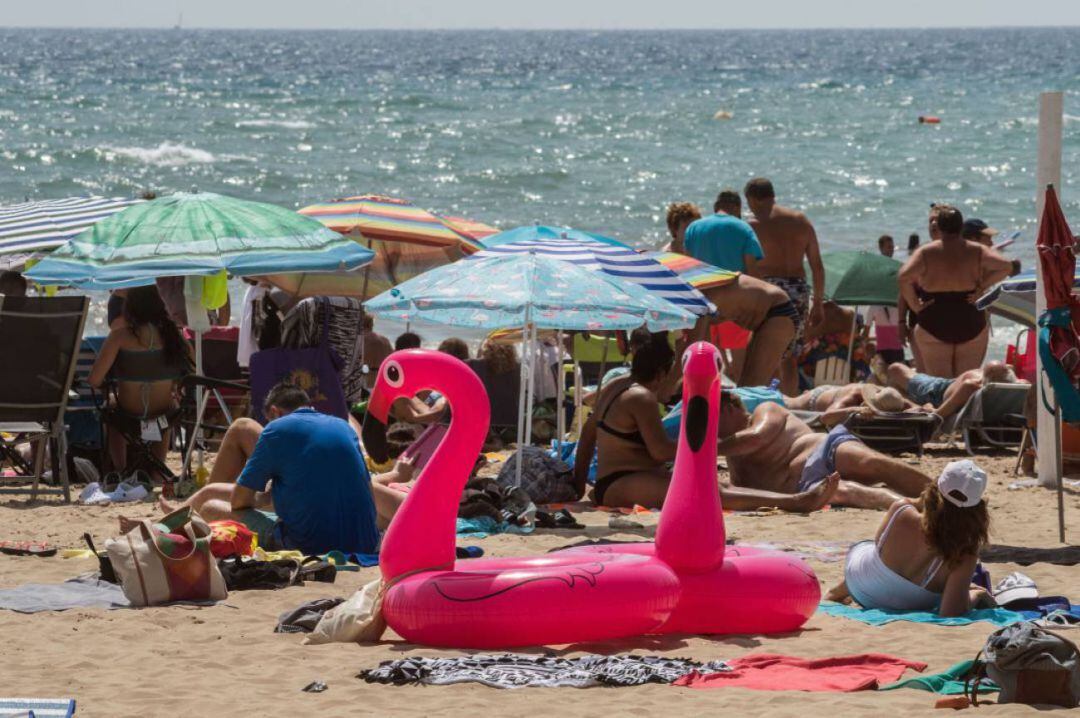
[683,189,763,273]
[145,382,380,556]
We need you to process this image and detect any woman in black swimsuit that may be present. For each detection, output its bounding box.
[899,205,1015,378]
[575,331,841,512]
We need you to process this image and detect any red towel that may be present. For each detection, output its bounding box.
[673,653,927,692]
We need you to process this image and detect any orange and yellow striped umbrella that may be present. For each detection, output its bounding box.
[294,195,498,298]
[646,251,738,291]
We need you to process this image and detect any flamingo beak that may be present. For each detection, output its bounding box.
[361,385,394,465]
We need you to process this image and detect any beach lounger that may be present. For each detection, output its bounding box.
[952,383,1030,455]
[844,411,942,456]
[178,326,250,444]
[0,295,88,502]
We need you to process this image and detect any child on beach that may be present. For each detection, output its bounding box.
[825,459,995,616]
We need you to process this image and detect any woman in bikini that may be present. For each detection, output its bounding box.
[826,459,994,616]
[899,205,1015,378]
[88,285,193,477]
[576,331,837,511]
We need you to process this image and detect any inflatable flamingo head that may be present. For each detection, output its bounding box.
[367,348,463,424]
[680,341,723,394]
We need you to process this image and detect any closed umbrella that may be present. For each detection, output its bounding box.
[366,252,695,483]
[1035,184,1079,543]
[297,195,497,298]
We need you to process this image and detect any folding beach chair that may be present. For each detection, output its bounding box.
[62,336,108,472]
[178,326,249,445]
[467,358,522,437]
[571,333,628,387]
[844,412,942,456]
[951,383,1031,455]
[0,295,88,502]
[813,356,852,387]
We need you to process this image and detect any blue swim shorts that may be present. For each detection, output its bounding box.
[798,424,864,492]
[907,373,952,408]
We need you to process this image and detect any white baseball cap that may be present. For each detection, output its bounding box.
[937,459,988,508]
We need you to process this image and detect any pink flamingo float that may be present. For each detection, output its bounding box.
[366,350,679,648]
[561,342,821,634]
[364,344,818,648]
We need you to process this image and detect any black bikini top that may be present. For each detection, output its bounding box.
[596,382,647,447]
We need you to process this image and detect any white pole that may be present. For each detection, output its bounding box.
[515,320,529,486]
[845,306,858,382]
[1036,91,1064,491]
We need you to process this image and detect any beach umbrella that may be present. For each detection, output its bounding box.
[975,270,1080,328]
[811,250,901,307]
[25,192,372,289]
[366,252,696,482]
[0,196,143,270]
[646,251,740,292]
[25,192,374,485]
[297,195,497,298]
[475,229,714,315]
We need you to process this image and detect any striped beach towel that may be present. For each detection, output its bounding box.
[0,697,76,717]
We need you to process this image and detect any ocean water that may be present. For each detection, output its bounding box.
[0,27,1077,345]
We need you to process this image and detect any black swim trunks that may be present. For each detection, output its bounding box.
[761,299,803,357]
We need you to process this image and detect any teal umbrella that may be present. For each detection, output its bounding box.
[810,250,902,307]
[25,192,373,290]
[366,253,695,483]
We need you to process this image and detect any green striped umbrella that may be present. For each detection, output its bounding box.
[25,192,373,289]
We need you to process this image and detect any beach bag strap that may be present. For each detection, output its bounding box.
[965,647,989,707]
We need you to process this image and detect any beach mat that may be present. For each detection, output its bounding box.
[879,659,999,695]
[0,698,75,718]
[818,601,1026,626]
[674,653,927,692]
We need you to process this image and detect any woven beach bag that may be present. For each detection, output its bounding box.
[106,506,228,607]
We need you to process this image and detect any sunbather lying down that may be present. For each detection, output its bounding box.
[886,360,1023,421]
[784,383,928,427]
[717,390,932,510]
[575,331,840,511]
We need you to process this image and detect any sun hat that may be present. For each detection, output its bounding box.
[861,384,906,414]
[937,459,988,508]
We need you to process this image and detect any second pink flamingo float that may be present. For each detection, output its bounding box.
[364,343,819,648]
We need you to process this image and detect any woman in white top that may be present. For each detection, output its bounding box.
[826,459,995,616]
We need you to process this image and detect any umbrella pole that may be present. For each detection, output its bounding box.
[515,310,532,487]
[556,328,565,456]
[845,307,858,382]
[524,322,537,452]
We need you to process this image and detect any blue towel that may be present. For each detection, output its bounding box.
[818,601,1028,626]
[456,516,535,538]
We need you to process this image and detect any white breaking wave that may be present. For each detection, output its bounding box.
[98,141,217,166]
[235,118,314,130]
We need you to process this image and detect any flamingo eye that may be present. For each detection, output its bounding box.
[384,360,404,388]
[716,355,723,372]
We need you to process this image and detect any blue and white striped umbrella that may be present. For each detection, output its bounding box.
[977,269,1080,327]
[473,229,714,315]
[0,196,143,257]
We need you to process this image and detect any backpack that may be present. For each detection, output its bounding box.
[495,446,578,505]
[966,621,1080,707]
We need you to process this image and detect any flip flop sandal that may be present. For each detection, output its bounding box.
[0,540,57,557]
[298,556,337,584]
[536,509,585,530]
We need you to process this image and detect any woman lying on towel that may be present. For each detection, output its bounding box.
[576,329,837,511]
[825,459,995,616]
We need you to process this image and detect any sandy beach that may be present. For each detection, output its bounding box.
[2,446,1077,717]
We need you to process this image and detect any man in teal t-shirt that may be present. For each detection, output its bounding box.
[684,189,763,273]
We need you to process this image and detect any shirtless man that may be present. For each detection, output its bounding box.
[699,273,800,387]
[744,177,826,394]
[886,360,1021,421]
[717,390,931,510]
